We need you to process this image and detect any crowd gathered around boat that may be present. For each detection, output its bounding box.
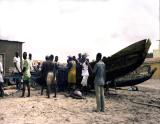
[0,51,106,112]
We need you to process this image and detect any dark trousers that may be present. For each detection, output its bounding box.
[95,85,105,112]
[22,79,30,97]
[0,82,4,97]
[14,73,22,90]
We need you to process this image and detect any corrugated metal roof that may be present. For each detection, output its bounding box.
[0,39,24,43]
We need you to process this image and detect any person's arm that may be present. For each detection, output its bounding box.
[86,61,93,73]
[0,63,3,73]
[93,63,97,74]
[22,67,26,73]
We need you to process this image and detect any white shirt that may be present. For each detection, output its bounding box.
[29,59,34,72]
[13,56,21,73]
[81,61,89,76]
[0,62,4,82]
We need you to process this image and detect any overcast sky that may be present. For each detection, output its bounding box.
[0,0,159,62]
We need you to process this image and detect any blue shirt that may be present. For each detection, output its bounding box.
[93,60,106,86]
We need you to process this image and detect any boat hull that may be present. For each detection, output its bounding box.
[88,39,152,88]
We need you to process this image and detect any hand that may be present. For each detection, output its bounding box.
[20,72,23,76]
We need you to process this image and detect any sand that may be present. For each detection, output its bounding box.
[0,79,160,124]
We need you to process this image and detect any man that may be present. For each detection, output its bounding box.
[41,55,55,98]
[21,52,31,97]
[54,56,59,92]
[0,62,4,97]
[28,53,34,72]
[76,53,82,89]
[13,52,22,90]
[93,53,106,112]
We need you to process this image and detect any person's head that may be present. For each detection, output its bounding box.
[82,54,86,62]
[86,58,89,62]
[29,53,32,60]
[67,56,72,63]
[102,56,107,62]
[23,52,27,60]
[45,55,49,61]
[49,54,54,61]
[96,53,102,62]
[73,56,76,60]
[78,53,82,58]
[38,62,41,65]
[55,56,58,62]
[15,52,19,57]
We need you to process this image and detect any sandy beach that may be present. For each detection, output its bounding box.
[0,79,160,124]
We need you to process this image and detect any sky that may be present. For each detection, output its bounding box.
[0,0,159,62]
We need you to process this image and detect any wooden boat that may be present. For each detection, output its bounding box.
[107,65,157,88]
[88,39,155,88]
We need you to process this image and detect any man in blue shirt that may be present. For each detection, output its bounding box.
[93,53,106,112]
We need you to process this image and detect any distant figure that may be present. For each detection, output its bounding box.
[21,52,31,97]
[73,56,77,64]
[13,52,22,90]
[41,55,56,98]
[77,53,82,63]
[76,53,82,89]
[37,62,41,71]
[40,56,49,92]
[53,55,59,97]
[28,53,34,72]
[93,53,106,112]
[81,54,91,95]
[0,62,4,97]
[67,56,76,93]
[54,56,59,82]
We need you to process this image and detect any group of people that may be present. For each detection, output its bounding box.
[67,53,106,112]
[1,52,106,112]
[13,52,31,97]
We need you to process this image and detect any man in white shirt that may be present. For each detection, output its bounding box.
[13,52,22,90]
[13,52,21,73]
[0,62,4,97]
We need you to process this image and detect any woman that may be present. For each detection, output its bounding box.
[67,56,76,93]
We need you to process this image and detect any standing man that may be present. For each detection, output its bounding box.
[41,55,55,98]
[76,53,82,89]
[21,52,31,97]
[13,52,22,90]
[93,53,106,112]
[29,53,34,72]
[54,56,59,93]
[0,61,4,97]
